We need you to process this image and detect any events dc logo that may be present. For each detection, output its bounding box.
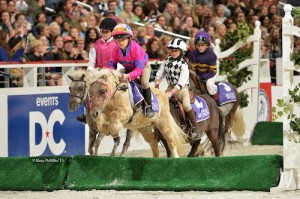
[29,109,66,156]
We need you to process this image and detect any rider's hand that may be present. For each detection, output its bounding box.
[166,91,173,99]
[119,74,129,82]
[154,79,160,88]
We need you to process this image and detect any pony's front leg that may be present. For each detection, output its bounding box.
[155,120,179,158]
[138,126,160,157]
[94,132,105,156]
[110,136,120,156]
[120,129,133,156]
[108,109,128,138]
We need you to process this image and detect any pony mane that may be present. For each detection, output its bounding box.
[85,68,120,89]
[71,69,88,79]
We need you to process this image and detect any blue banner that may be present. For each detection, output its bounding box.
[8,93,85,157]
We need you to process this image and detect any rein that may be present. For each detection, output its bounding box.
[89,76,128,111]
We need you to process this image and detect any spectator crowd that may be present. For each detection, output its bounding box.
[0,0,284,86]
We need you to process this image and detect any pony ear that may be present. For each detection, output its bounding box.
[81,74,85,80]
[102,74,108,81]
[68,75,73,81]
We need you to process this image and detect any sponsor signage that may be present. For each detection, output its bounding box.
[8,93,85,157]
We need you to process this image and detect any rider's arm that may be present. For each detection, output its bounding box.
[108,46,118,70]
[87,47,96,70]
[176,62,189,90]
[128,46,148,80]
[155,61,166,81]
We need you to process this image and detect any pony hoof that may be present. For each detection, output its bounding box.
[187,154,196,157]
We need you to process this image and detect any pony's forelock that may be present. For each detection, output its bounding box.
[71,69,88,80]
[85,69,120,89]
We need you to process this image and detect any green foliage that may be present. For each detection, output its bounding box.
[291,48,300,65]
[219,22,253,107]
[292,6,300,24]
[272,82,300,134]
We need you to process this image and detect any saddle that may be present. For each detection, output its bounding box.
[127,80,159,112]
[169,90,210,125]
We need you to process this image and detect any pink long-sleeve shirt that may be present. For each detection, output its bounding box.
[88,37,117,69]
[108,40,148,80]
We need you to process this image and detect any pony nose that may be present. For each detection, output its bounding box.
[92,111,99,118]
[68,102,76,112]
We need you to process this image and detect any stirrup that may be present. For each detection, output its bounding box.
[144,106,155,118]
[189,128,202,141]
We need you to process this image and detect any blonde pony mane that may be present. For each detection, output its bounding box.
[85,68,120,89]
[71,69,88,79]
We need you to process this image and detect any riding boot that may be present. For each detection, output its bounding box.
[76,114,86,123]
[143,88,155,118]
[186,109,201,141]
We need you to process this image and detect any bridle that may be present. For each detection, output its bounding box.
[69,79,87,104]
[89,73,128,112]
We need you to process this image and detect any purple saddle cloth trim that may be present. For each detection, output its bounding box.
[191,96,210,122]
[129,82,159,113]
[217,82,237,105]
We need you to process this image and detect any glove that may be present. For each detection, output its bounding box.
[119,74,129,82]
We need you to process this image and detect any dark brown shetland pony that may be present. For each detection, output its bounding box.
[189,71,245,141]
[85,69,187,158]
[167,93,226,157]
[68,70,132,156]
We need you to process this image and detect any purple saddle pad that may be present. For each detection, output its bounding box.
[129,82,159,113]
[191,96,210,122]
[217,82,237,105]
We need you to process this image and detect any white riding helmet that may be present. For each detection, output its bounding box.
[167,38,187,52]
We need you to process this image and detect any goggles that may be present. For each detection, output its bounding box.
[113,34,130,40]
[195,36,209,44]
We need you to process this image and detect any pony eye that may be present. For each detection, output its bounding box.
[100,89,107,95]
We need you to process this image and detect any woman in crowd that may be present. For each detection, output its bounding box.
[84,27,100,51]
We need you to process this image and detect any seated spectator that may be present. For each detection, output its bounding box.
[136,26,147,44]
[169,16,181,35]
[158,34,172,60]
[146,38,160,59]
[0,29,26,87]
[133,4,145,23]
[62,36,85,60]
[144,23,159,43]
[0,11,15,37]
[31,12,47,38]
[84,27,100,51]
[154,15,167,37]
[181,16,194,37]
[0,29,25,62]
[76,36,88,60]
[119,0,135,24]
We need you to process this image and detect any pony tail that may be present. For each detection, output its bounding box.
[228,88,245,141]
[218,108,226,153]
[231,106,246,140]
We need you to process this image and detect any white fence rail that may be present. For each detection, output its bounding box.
[271,4,300,192]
